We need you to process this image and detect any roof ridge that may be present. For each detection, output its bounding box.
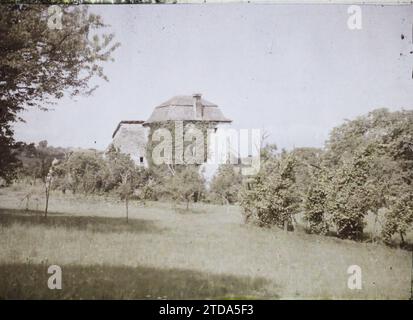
[157,95,218,108]
[112,120,145,138]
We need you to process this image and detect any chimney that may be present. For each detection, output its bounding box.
[192,93,202,120]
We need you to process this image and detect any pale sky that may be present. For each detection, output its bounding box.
[14,4,413,151]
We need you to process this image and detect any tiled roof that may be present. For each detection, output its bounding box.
[144,95,232,125]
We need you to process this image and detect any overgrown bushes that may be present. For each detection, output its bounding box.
[240,108,413,246]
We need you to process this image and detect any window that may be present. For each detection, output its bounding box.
[139,157,144,164]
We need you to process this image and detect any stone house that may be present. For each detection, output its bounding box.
[110,94,232,167]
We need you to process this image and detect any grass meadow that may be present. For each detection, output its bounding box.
[0,184,412,299]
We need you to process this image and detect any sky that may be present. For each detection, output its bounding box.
[13,4,413,151]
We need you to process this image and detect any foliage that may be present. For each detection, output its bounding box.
[308,108,413,242]
[0,4,118,181]
[290,147,323,196]
[209,164,243,205]
[325,149,375,240]
[16,141,67,182]
[240,154,299,230]
[303,169,330,235]
[381,194,413,244]
[104,144,137,191]
[0,122,22,183]
[7,108,413,246]
[243,109,412,245]
[56,151,107,194]
[160,166,205,210]
[145,120,217,168]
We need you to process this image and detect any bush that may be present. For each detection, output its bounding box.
[303,172,329,235]
[160,166,205,210]
[209,164,242,205]
[240,154,299,230]
[381,194,413,244]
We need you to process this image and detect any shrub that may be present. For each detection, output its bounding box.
[240,154,299,230]
[160,166,205,210]
[303,171,330,235]
[209,164,242,205]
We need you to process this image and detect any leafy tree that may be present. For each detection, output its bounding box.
[324,109,413,171]
[303,169,330,235]
[290,147,323,196]
[57,150,106,194]
[325,149,376,240]
[382,193,413,245]
[260,143,277,163]
[209,164,242,205]
[12,142,68,183]
[240,154,299,230]
[19,141,67,182]
[322,109,413,242]
[104,144,137,191]
[10,140,67,215]
[161,166,205,210]
[0,4,119,180]
[0,123,21,183]
[134,175,156,204]
[106,147,150,222]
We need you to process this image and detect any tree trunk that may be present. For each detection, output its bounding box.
[370,211,378,244]
[44,187,49,218]
[25,195,30,211]
[125,197,129,223]
[223,197,230,214]
[400,231,405,245]
[283,219,288,232]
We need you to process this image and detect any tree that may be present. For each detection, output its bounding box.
[117,172,133,223]
[322,109,413,243]
[162,166,205,210]
[104,145,137,192]
[11,140,67,215]
[260,143,278,163]
[44,158,60,217]
[106,147,141,222]
[303,168,330,235]
[240,108,412,244]
[0,121,21,183]
[240,153,300,230]
[290,147,323,196]
[57,150,106,194]
[381,193,413,245]
[0,4,119,180]
[209,164,242,205]
[325,149,375,240]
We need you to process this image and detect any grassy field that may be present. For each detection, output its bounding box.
[0,185,412,299]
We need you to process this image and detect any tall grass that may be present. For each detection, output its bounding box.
[0,185,411,299]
